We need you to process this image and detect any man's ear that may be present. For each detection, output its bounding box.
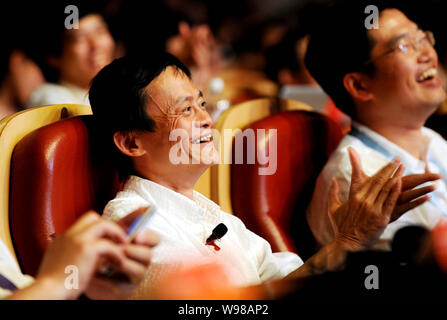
[113,131,147,157]
[343,72,374,102]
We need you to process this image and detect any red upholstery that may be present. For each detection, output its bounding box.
[9,116,120,276]
[231,110,343,258]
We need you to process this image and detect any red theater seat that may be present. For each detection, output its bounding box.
[9,115,120,276]
[231,110,343,258]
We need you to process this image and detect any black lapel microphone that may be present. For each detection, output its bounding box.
[206,223,228,244]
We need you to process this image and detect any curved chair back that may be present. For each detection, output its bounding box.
[0,105,91,263]
[231,110,343,257]
[211,98,312,213]
[9,114,120,275]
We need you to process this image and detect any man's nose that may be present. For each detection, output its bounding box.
[417,44,437,64]
[196,107,214,129]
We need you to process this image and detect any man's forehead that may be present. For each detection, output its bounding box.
[145,66,199,114]
[374,9,418,41]
[369,9,418,51]
[147,66,192,95]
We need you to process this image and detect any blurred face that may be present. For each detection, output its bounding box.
[57,14,115,89]
[138,66,218,168]
[367,9,445,118]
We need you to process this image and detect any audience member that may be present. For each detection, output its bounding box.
[0,14,45,120]
[1,210,159,299]
[27,3,115,107]
[265,32,316,87]
[306,2,445,249]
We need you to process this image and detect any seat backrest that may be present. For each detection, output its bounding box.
[0,104,91,262]
[211,98,312,214]
[9,115,120,275]
[231,110,343,257]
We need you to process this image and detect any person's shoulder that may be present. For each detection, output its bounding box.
[423,126,447,145]
[423,127,447,163]
[27,83,75,107]
[320,138,353,178]
[103,189,149,221]
[327,131,390,174]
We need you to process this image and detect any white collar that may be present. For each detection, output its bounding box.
[351,120,435,168]
[123,175,222,225]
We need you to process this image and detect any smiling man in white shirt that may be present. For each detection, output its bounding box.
[306,3,446,249]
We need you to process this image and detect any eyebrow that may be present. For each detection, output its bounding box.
[176,90,204,105]
[387,32,410,48]
[387,25,423,48]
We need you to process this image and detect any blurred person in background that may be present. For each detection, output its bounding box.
[166,21,223,91]
[165,20,279,120]
[264,29,350,132]
[27,1,115,107]
[108,1,282,121]
[265,32,317,87]
[0,11,45,120]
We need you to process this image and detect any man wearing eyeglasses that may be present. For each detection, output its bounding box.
[305,2,446,249]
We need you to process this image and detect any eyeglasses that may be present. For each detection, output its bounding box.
[365,30,435,65]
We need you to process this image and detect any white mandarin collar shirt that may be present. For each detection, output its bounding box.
[104,175,303,289]
[307,121,447,249]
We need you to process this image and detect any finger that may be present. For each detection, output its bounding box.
[83,219,128,244]
[92,240,127,269]
[363,161,401,201]
[348,147,367,193]
[117,207,150,230]
[382,177,402,219]
[376,164,404,208]
[398,185,436,204]
[328,178,342,216]
[133,231,160,247]
[115,257,149,283]
[392,196,431,221]
[67,211,101,234]
[124,244,153,266]
[401,173,441,190]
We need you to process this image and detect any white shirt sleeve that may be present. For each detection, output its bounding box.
[0,240,34,299]
[103,191,152,222]
[229,216,303,282]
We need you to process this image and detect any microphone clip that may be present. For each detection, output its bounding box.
[206,223,228,251]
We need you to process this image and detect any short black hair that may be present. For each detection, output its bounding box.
[305,0,392,117]
[89,52,191,179]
